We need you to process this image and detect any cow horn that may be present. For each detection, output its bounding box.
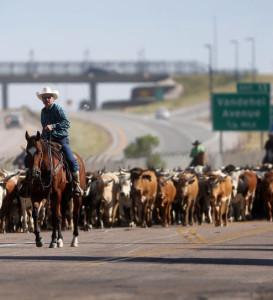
[86,174,93,180]
[104,178,114,185]
[163,175,173,182]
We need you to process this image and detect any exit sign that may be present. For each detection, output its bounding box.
[237,82,271,94]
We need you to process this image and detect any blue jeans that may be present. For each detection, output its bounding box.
[52,137,79,173]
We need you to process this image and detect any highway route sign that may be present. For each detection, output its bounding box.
[212,93,270,131]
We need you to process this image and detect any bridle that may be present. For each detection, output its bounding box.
[28,136,63,190]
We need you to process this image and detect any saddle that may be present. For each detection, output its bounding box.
[48,141,62,151]
[46,141,72,183]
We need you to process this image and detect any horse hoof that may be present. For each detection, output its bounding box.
[57,239,64,248]
[49,241,57,248]
[36,239,44,247]
[71,236,78,247]
[71,241,78,247]
[129,222,136,228]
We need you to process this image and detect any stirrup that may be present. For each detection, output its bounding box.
[73,183,83,196]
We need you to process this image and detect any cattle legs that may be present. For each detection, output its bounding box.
[266,200,273,222]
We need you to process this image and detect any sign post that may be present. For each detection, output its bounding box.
[212,82,271,165]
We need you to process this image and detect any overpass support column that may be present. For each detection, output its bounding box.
[89,82,97,110]
[2,83,8,110]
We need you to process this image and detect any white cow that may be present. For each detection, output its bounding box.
[100,172,120,227]
[118,172,135,227]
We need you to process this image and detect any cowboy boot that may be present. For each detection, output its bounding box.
[72,171,83,196]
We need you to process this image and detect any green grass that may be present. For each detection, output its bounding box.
[70,118,111,159]
[123,73,257,114]
[122,73,273,151]
[22,108,111,160]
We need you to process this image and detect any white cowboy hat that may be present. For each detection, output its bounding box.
[36,87,59,100]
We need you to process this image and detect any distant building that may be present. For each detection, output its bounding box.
[100,77,183,109]
[131,78,183,102]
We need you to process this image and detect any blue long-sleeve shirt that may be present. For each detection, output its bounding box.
[41,103,70,140]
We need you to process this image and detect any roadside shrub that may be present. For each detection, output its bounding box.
[146,153,166,169]
[124,134,159,158]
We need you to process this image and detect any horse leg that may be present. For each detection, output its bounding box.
[20,197,28,232]
[71,195,81,247]
[56,192,64,248]
[32,202,43,247]
[49,200,58,248]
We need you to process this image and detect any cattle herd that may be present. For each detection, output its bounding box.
[0,163,273,234]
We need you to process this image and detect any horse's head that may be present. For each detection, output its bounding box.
[25,131,44,179]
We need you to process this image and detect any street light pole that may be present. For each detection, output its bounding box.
[205,43,223,164]
[246,37,262,148]
[204,43,213,120]
[246,37,256,81]
[230,39,239,82]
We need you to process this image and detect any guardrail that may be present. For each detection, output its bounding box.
[0,60,207,76]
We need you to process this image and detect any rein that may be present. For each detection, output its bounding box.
[36,135,64,190]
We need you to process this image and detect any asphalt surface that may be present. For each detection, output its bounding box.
[1,221,273,300]
[0,110,39,165]
[76,103,216,160]
[0,105,240,170]
[75,103,241,169]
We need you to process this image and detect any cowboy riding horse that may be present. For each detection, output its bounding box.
[24,131,86,248]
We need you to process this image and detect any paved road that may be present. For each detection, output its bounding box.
[77,103,215,159]
[0,221,273,299]
[76,103,241,169]
[0,111,39,166]
[0,105,240,170]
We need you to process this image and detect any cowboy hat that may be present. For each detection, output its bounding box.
[36,87,59,100]
[192,140,201,146]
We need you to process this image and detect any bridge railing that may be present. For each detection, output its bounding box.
[0,60,207,76]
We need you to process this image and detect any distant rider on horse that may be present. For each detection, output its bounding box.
[37,86,83,196]
[263,131,273,164]
[189,139,206,167]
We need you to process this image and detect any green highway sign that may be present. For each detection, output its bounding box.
[212,93,270,131]
[237,82,271,94]
[270,105,273,124]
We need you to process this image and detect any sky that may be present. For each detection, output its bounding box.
[1,0,273,110]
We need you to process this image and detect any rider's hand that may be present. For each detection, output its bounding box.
[44,124,53,131]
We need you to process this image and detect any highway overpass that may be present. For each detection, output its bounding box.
[0,60,206,110]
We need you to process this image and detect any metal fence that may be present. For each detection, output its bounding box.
[0,61,207,76]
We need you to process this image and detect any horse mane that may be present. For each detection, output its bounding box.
[39,139,63,164]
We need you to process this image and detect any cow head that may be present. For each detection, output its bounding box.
[119,173,131,199]
[177,174,196,198]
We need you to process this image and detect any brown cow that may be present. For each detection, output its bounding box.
[0,171,23,232]
[173,172,199,226]
[207,173,233,226]
[238,170,257,220]
[130,168,158,227]
[261,171,273,221]
[155,175,176,227]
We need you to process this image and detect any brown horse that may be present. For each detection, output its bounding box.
[190,152,208,167]
[25,131,86,248]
